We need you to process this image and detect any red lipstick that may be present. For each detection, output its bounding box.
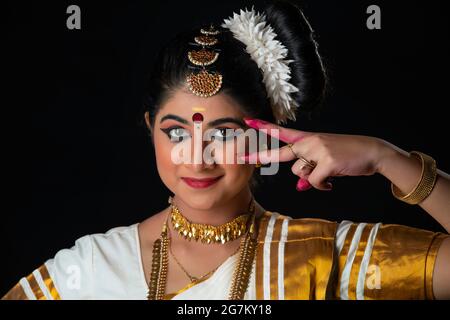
[181,176,223,189]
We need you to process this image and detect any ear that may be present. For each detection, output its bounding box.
[144,111,154,136]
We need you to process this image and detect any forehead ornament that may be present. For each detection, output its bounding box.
[186,25,223,98]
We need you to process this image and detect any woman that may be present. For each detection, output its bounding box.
[3,1,449,300]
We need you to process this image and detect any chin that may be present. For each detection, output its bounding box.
[175,187,226,210]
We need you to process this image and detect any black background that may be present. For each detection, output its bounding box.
[2,0,449,296]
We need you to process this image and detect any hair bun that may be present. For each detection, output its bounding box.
[264,0,328,116]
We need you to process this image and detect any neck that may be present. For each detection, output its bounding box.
[171,188,254,226]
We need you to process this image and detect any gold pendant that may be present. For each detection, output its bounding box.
[186,70,223,98]
[188,49,219,66]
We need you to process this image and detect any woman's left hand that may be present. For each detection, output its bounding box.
[241,118,393,191]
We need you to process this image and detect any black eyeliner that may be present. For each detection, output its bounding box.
[160,126,190,142]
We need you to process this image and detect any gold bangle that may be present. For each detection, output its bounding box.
[391,151,437,205]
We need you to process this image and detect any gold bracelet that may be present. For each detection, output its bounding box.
[391,151,437,205]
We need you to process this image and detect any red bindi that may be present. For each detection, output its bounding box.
[192,113,204,122]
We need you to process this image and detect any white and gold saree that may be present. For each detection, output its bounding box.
[2,211,447,300]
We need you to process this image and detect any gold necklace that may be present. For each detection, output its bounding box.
[170,197,252,244]
[169,239,241,283]
[147,197,259,300]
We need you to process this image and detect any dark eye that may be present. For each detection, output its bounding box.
[160,127,191,142]
[212,128,235,141]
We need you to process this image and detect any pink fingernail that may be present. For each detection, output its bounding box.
[243,118,269,129]
[296,179,312,192]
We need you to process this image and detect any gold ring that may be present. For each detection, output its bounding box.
[297,162,310,171]
[299,156,316,168]
[286,143,298,158]
[287,144,316,168]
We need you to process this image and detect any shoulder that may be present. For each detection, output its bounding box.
[52,224,139,265]
[51,224,140,298]
[88,224,139,252]
[3,223,141,300]
[258,211,338,242]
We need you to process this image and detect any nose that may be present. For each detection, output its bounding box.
[189,134,216,172]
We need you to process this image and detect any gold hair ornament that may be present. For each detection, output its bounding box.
[186,25,223,97]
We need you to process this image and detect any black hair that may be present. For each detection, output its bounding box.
[142,0,328,128]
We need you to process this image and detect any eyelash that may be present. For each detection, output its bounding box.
[160,126,238,143]
[160,126,189,143]
[212,128,236,142]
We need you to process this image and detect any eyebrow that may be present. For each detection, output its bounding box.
[160,114,246,128]
[160,114,189,125]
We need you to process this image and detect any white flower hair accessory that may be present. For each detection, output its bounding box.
[222,7,299,123]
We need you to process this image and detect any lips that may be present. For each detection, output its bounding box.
[181,176,223,189]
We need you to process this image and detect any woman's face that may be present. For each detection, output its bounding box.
[146,88,255,210]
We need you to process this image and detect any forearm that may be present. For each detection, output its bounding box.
[376,140,450,233]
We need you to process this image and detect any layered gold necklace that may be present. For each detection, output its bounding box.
[147,196,259,300]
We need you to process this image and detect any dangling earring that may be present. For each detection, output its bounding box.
[255,161,262,168]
